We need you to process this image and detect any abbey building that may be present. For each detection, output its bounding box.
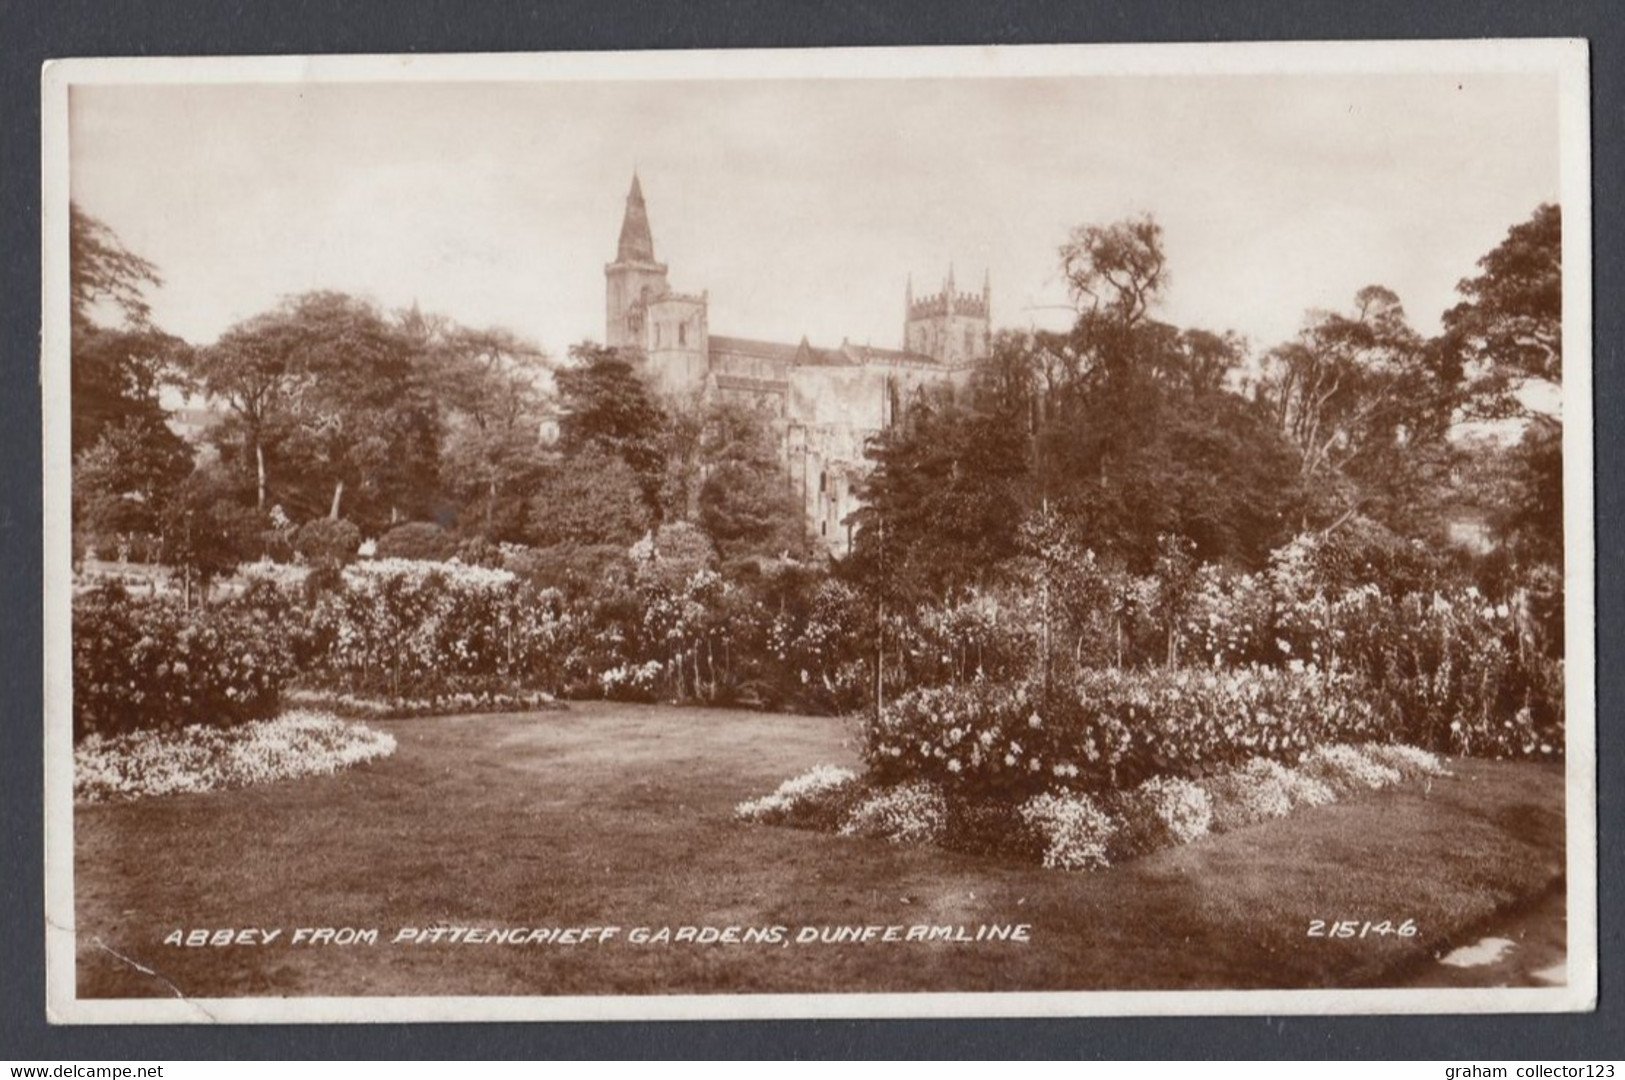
[604,173,990,554]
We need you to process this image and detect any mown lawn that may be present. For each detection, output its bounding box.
[74,701,1565,998]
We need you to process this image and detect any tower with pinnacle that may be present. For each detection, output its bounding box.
[603,173,710,396]
[904,266,991,367]
[604,173,671,350]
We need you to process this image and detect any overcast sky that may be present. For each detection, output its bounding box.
[68,68,1559,361]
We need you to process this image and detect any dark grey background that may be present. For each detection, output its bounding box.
[3,0,1618,1060]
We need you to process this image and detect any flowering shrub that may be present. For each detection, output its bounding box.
[72,583,294,741]
[735,764,859,829]
[1361,743,1451,780]
[1298,744,1403,796]
[745,741,1443,871]
[767,577,873,713]
[1176,533,1563,760]
[1016,791,1117,871]
[866,665,1379,796]
[1257,757,1337,809]
[598,660,667,701]
[1202,760,1296,832]
[303,559,575,700]
[1111,775,1213,856]
[75,710,395,802]
[838,781,948,845]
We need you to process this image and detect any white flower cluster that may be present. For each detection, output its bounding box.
[838,781,948,845]
[1239,757,1336,809]
[1017,791,1117,872]
[237,558,309,593]
[1360,742,1451,779]
[75,710,397,803]
[1204,762,1294,832]
[1128,775,1213,845]
[598,660,664,695]
[344,558,517,591]
[284,687,556,719]
[735,764,857,823]
[1300,744,1403,794]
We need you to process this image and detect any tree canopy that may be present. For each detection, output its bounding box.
[1443,203,1562,389]
[69,205,193,544]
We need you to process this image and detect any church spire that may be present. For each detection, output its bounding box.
[616,171,657,263]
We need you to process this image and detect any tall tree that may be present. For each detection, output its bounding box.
[555,343,668,514]
[1440,205,1564,570]
[526,446,652,549]
[421,322,554,540]
[697,402,806,563]
[851,383,1030,600]
[68,204,192,536]
[193,292,434,529]
[71,202,160,335]
[1443,203,1562,394]
[1261,285,1456,533]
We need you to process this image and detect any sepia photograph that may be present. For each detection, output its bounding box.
[40,41,1594,1023]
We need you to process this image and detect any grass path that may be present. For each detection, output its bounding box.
[74,702,1565,998]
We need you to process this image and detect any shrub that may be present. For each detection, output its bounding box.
[1361,742,1451,779]
[294,517,362,568]
[866,665,1380,797]
[1298,744,1402,796]
[237,558,309,595]
[1201,755,1340,832]
[735,764,859,829]
[72,583,293,741]
[374,522,458,562]
[1016,791,1117,871]
[838,781,948,845]
[1258,758,1337,809]
[767,577,873,714]
[1202,760,1295,833]
[598,660,665,702]
[283,686,558,720]
[1110,775,1213,857]
[1175,531,1564,761]
[303,559,575,700]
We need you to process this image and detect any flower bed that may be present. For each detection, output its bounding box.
[737,743,1447,873]
[75,710,397,803]
[865,665,1381,797]
[734,764,858,830]
[283,686,561,720]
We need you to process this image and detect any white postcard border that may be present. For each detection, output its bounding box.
[40,38,1596,1024]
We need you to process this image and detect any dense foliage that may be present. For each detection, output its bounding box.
[866,666,1381,797]
[72,582,293,740]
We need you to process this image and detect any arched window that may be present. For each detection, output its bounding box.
[679,322,688,346]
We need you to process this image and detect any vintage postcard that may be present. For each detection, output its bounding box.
[41,41,1594,1022]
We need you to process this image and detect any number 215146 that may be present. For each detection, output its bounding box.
[1307,919,1417,939]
